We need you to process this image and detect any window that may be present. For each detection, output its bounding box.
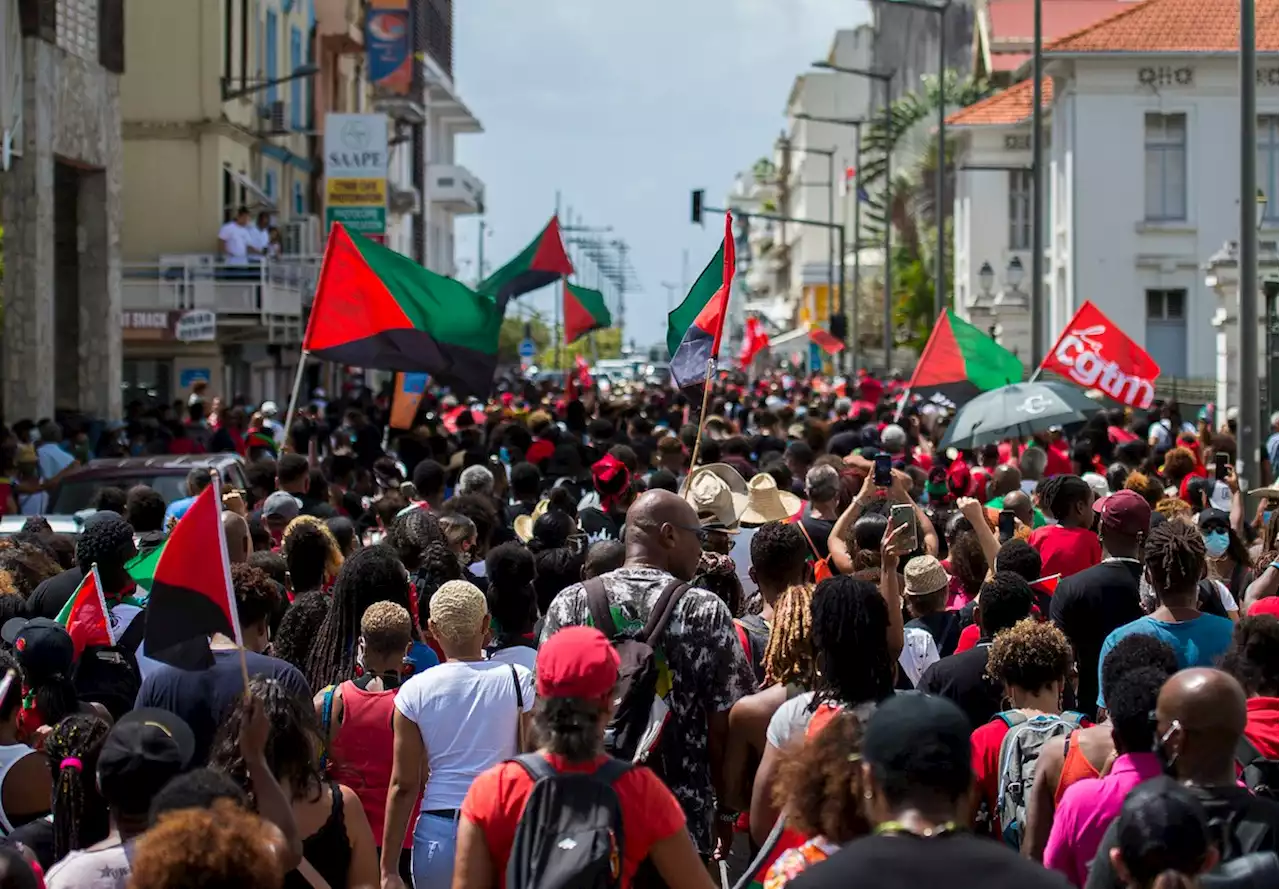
[1146,288,1184,320]
[265,9,278,103]
[1008,169,1032,250]
[1144,288,1187,376]
[238,0,248,92]
[222,0,233,80]
[294,181,304,216]
[1260,115,1279,227]
[263,170,275,200]
[1144,113,1187,221]
[55,0,98,61]
[290,26,302,129]
[222,168,235,218]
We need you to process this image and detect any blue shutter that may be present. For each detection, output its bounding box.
[265,10,278,102]
[290,27,302,129]
[264,171,276,199]
[294,181,305,215]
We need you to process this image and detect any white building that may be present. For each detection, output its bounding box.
[951,0,1279,386]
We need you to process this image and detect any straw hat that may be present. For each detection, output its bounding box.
[740,473,803,525]
[683,463,749,532]
[513,499,550,544]
[903,555,949,596]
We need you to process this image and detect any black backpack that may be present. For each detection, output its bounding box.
[73,606,146,721]
[1236,736,1279,801]
[584,576,688,766]
[733,614,770,687]
[506,753,629,889]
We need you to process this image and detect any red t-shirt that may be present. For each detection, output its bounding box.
[1045,442,1073,477]
[460,753,686,889]
[525,439,555,467]
[1028,525,1102,578]
[970,718,1013,834]
[954,623,981,653]
[1244,697,1279,759]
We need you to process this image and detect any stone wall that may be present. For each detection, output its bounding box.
[2,37,122,421]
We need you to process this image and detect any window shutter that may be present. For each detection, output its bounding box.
[99,0,124,73]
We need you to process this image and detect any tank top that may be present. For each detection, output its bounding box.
[0,743,38,834]
[284,783,351,889]
[1054,731,1102,806]
[326,680,416,849]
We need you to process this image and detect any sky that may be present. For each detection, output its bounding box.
[452,0,867,350]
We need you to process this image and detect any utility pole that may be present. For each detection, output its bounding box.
[616,241,629,343]
[476,218,486,286]
[1030,0,1045,365]
[1239,0,1260,485]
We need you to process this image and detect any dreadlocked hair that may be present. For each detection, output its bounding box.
[412,539,464,629]
[44,714,111,861]
[810,575,895,708]
[763,584,816,687]
[388,508,446,572]
[304,544,413,691]
[1143,518,1207,598]
[1038,475,1092,523]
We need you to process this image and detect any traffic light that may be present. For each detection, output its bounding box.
[829,313,848,341]
[691,189,704,226]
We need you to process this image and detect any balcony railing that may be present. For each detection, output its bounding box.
[122,255,323,318]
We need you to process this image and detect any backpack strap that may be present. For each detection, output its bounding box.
[733,621,752,667]
[509,664,524,711]
[998,710,1030,729]
[584,577,618,639]
[1236,735,1264,768]
[1060,711,1087,727]
[640,578,690,645]
[589,757,633,786]
[511,752,559,782]
[319,684,337,770]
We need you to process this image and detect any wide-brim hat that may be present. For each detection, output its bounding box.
[683,464,749,531]
[740,473,803,525]
[903,555,949,596]
[513,499,550,543]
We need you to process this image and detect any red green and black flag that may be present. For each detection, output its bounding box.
[55,564,115,659]
[902,309,1023,410]
[667,212,736,389]
[563,282,612,345]
[477,216,574,309]
[303,224,503,396]
[144,479,241,669]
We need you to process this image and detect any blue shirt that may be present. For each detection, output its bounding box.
[163,496,196,526]
[1096,613,1235,709]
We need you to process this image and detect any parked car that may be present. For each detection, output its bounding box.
[44,454,249,514]
[0,513,90,539]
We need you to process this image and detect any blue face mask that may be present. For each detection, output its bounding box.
[1204,530,1230,558]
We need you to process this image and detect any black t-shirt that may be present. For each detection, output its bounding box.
[1084,780,1279,889]
[28,568,85,620]
[1050,559,1144,715]
[915,643,1004,731]
[8,817,56,870]
[579,506,622,543]
[135,648,310,765]
[789,832,1070,889]
[907,610,963,658]
[800,514,835,561]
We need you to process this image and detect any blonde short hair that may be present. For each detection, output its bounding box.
[429,580,488,646]
[360,601,413,655]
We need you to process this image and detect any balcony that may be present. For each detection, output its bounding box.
[121,255,322,344]
[426,163,484,214]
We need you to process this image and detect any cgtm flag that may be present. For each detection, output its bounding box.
[667,212,736,388]
[738,316,770,369]
[303,223,503,396]
[477,216,575,310]
[1039,300,1160,409]
[55,563,115,658]
[563,282,612,344]
[144,478,242,669]
[903,309,1024,410]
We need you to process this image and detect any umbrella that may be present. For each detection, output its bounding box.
[940,381,1102,449]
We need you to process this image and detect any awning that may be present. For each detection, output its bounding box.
[224,165,276,210]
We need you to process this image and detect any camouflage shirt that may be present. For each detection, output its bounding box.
[540,566,757,853]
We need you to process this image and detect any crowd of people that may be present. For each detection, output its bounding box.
[0,369,1272,889]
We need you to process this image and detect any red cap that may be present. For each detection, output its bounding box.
[1094,489,1152,535]
[536,626,620,701]
[1248,596,1280,619]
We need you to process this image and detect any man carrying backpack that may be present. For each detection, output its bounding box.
[455,625,716,889]
[540,490,757,861]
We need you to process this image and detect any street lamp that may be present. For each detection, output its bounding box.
[778,140,839,349]
[221,64,320,101]
[978,261,994,299]
[812,61,895,372]
[1006,257,1025,291]
[876,0,952,322]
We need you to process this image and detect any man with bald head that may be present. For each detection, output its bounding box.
[1083,669,1278,889]
[540,489,756,860]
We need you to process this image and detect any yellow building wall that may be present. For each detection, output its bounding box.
[121,0,226,122]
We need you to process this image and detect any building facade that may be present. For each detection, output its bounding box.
[2,0,125,422]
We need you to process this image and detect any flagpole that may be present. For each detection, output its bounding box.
[281,352,310,454]
[681,358,717,497]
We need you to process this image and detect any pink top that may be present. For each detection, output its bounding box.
[1043,752,1164,886]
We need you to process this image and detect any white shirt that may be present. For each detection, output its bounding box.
[488,645,538,674]
[218,221,252,265]
[248,224,271,262]
[36,442,75,479]
[394,660,534,810]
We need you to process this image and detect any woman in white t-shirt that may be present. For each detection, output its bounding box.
[379,580,534,889]
[482,543,539,674]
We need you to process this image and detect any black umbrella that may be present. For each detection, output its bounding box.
[939,381,1102,449]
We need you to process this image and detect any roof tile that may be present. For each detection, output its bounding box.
[1046,0,1279,52]
[947,78,1054,127]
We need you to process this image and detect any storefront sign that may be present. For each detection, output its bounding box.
[173,309,217,343]
[121,310,218,342]
[324,113,389,238]
[366,0,411,95]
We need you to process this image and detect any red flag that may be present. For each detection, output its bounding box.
[1031,574,1061,597]
[565,355,591,402]
[738,316,770,369]
[55,564,115,659]
[1039,300,1161,408]
[809,327,846,356]
[144,479,241,668]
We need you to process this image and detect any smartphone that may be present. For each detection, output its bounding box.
[1214,453,1229,482]
[890,503,918,550]
[874,453,893,488]
[998,509,1017,542]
